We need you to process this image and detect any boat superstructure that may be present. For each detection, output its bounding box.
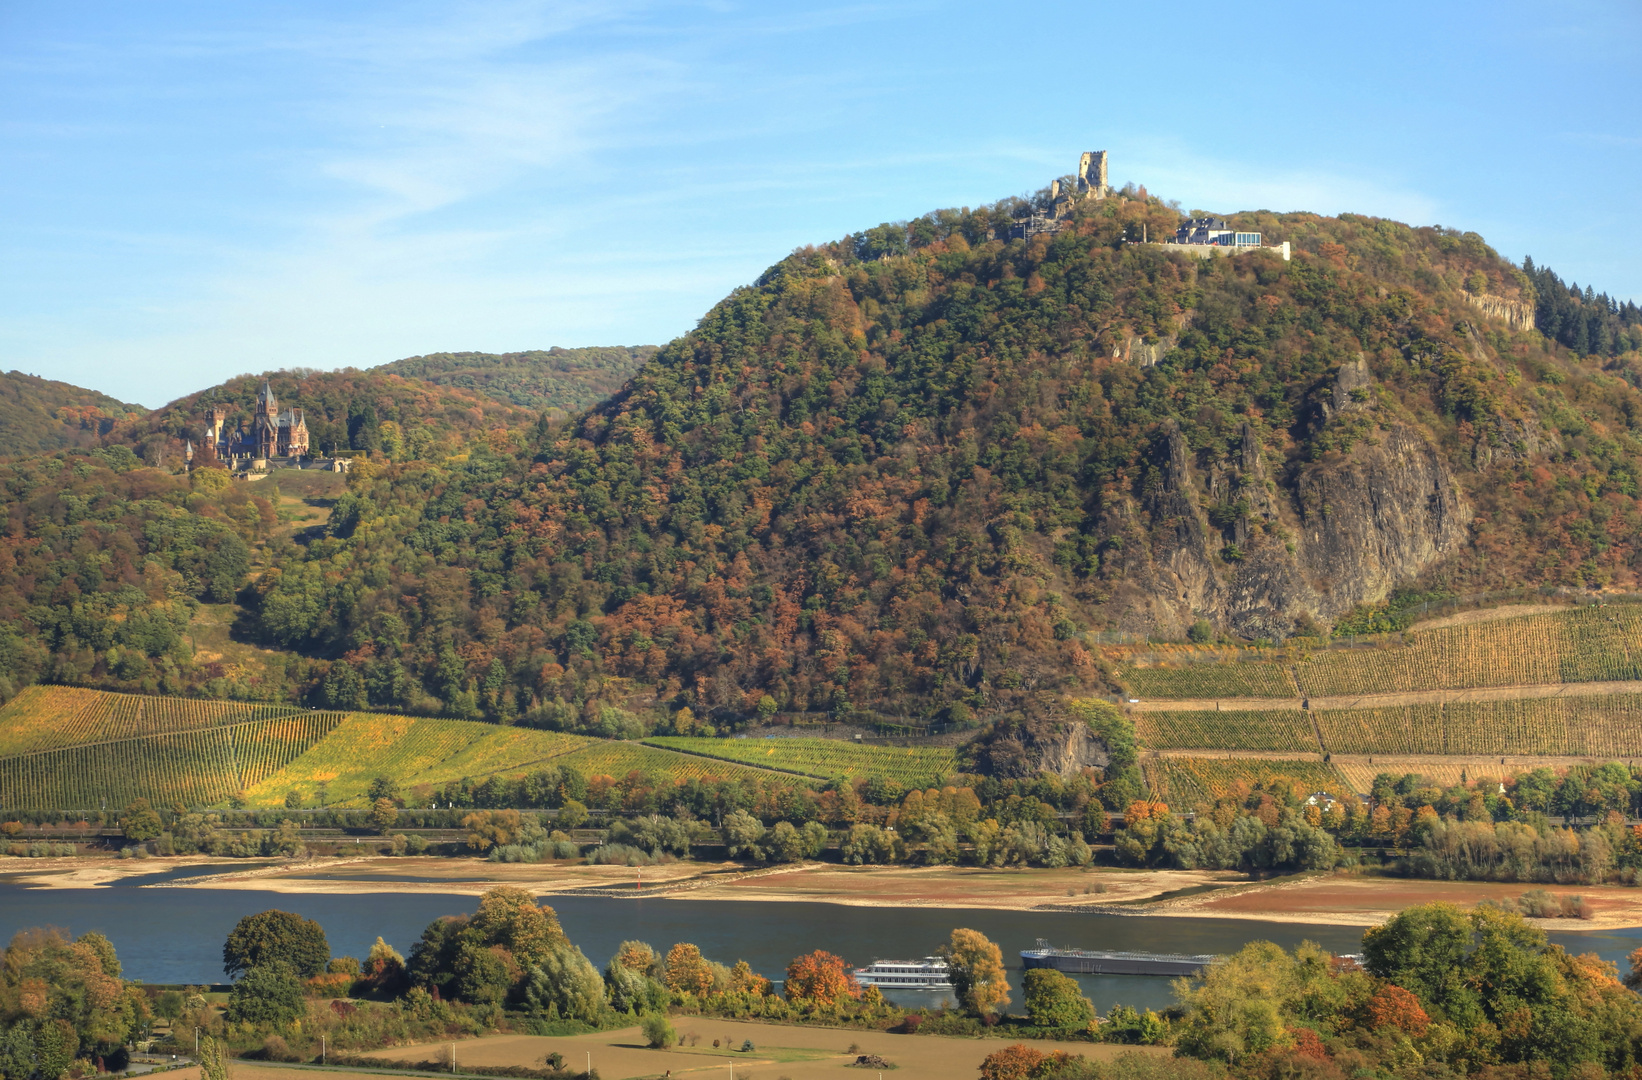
[1020,939,1218,977]
[852,956,954,990]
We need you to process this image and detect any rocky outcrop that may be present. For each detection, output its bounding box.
[1117,334,1177,367]
[972,710,1111,779]
[1109,360,1470,639]
[1464,292,1535,331]
[1142,420,1222,621]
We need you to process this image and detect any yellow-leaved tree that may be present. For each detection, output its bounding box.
[945,928,1009,1018]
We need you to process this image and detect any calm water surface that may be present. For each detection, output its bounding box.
[3,869,1635,1014]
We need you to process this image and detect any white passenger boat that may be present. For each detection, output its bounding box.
[852,956,954,991]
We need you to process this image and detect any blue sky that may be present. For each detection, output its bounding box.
[2,1,1638,408]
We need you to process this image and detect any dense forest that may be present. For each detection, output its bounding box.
[238,191,1642,729]
[0,371,144,458]
[1524,257,1642,359]
[379,346,656,415]
[0,372,535,701]
[2,186,1641,732]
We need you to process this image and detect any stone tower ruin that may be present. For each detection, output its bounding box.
[1077,151,1109,198]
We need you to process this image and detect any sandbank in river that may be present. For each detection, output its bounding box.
[9,855,1642,930]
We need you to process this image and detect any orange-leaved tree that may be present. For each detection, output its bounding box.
[663,943,714,997]
[783,950,859,1006]
[1364,984,1429,1037]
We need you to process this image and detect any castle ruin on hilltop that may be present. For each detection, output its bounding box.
[1010,150,1109,240]
[1010,152,1289,260]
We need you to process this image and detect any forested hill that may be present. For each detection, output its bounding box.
[376,346,656,414]
[0,371,144,458]
[241,190,1642,730]
[117,368,538,466]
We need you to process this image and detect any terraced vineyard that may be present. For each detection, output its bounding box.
[1307,694,1642,758]
[241,717,596,806]
[1332,759,1517,794]
[1293,605,1642,697]
[1311,704,1447,754]
[0,685,305,756]
[1115,604,1642,701]
[550,740,789,785]
[646,736,958,786]
[0,712,344,810]
[1146,757,1352,807]
[1116,660,1296,700]
[1132,710,1318,752]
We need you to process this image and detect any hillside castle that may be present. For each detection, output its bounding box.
[1011,153,1289,260]
[185,381,348,474]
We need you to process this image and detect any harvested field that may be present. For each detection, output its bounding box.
[366,1019,1165,1080]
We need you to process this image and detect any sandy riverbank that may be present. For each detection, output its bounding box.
[9,855,1642,929]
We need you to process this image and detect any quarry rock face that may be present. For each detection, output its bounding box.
[1107,373,1470,640]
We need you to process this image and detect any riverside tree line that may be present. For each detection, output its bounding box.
[16,886,1642,1079]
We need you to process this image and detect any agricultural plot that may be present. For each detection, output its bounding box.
[1443,695,1642,757]
[1132,710,1319,752]
[646,736,958,786]
[1293,605,1642,697]
[1116,661,1296,700]
[1312,704,1447,754]
[0,685,304,756]
[1145,757,1352,808]
[1332,759,1517,795]
[551,741,790,785]
[0,712,344,810]
[242,716,595,807]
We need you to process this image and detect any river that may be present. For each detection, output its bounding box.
[3,866,1638,1015]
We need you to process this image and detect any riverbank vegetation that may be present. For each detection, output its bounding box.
[15,885,1630,1080]
[15,752,1642,891]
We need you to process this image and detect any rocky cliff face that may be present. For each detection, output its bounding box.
[1465,291,1535,331]
[1100,360,1470,639]
[972,710,1111,779]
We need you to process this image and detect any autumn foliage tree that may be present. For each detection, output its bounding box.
[944,928,1009,1018]
[1363,983,1429,1037]
[783,950,859,1007]
[662,943,715,997]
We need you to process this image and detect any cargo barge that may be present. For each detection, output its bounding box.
[1020,939,1218,977]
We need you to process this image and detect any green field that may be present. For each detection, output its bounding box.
[240,716,598,806]
[645,736,958,787]
[0,686,812,810]
[551,740,793,786]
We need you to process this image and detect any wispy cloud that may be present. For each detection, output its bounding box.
[1122,138,1443,226]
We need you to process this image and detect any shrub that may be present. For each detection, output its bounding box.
[641,1012,676,1049]
[979,1045,1047,1080]
[587,843,658,866]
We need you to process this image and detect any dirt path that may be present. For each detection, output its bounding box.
[1409,602,1567,631]
[1129,678,1642,713]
